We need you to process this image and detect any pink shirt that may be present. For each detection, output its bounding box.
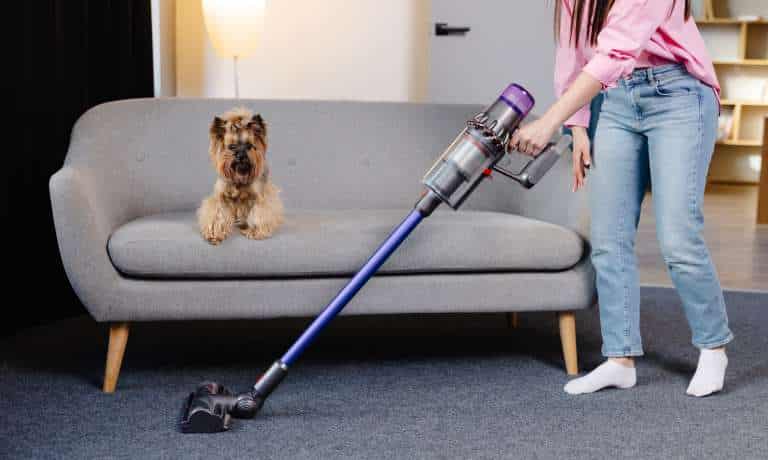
[555,0,721,127]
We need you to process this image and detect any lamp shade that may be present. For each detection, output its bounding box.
[202,0,266,58]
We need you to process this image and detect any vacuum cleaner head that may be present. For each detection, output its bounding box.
[180,362,287,433]
[180,382,263,433]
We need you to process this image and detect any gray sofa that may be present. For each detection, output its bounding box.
[50,98,595,392]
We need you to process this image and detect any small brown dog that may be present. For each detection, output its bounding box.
[198,107,283,245]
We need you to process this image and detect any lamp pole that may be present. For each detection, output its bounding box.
[233,55,240,99]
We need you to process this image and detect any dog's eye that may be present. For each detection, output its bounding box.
[228,144,237,150]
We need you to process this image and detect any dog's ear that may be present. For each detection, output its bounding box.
[247,114,267,137]
[210,116,226,140]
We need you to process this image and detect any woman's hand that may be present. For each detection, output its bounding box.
[508,116,559,157]
[571,126,591,192]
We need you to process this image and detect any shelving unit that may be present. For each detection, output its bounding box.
[696,1,767,191]
[758,117,768,223]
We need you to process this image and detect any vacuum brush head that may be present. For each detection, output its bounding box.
[180,361,288,434]
[180,382,264,433]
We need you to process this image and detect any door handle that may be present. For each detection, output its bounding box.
[435,23,471,36]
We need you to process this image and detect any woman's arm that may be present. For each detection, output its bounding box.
[554,0,591,129]
[510,72,600,156]
[548,72,602,136]
[510,0,676,156]
[551,0,595,191]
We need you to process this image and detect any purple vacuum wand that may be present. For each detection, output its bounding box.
[181,84,572,433]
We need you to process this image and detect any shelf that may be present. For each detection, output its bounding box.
[697,18,768,25]
[721,100,768,107]
[699,2,767,186]
[717,140,763,147]
[746,23,768,61]
[713,59,768,66]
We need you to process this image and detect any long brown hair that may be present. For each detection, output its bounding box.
[555,0,691,47]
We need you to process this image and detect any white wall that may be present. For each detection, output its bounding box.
[151,0,177,97]
[175,0,430,102]
[161,1,763,182]
[428,0,556,107]
[166,0,768,103]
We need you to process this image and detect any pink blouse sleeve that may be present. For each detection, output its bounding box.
[583,0,675,87]
[554,0,590,128]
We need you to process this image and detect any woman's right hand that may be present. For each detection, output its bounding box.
[571,127,591,192]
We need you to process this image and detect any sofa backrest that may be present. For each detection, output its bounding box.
[68,98,549,217]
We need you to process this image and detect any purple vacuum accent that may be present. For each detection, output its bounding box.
[500,83,535,117]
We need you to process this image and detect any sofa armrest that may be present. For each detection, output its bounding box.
[50,166,122,321]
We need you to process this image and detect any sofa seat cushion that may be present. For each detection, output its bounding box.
[107,210,585,279]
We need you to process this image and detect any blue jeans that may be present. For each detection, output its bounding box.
[589,64,733,357]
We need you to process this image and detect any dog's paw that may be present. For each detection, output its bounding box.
[241,225,276,240]
[204,235,223,245]
[201,226,230,245]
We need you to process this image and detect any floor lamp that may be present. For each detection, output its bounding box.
[202,0,266,98]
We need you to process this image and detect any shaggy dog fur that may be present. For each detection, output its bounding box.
[198,108,283,245]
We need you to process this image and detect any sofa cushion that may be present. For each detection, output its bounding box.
[107,210,585,279]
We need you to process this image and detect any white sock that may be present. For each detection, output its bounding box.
[563,360,637,395]
[686,348,728,397]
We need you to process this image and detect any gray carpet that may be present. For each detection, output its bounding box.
[1,287,766,459]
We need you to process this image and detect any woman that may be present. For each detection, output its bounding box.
[510,0,733,396]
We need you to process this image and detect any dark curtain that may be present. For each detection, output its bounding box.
[5,1,154,336]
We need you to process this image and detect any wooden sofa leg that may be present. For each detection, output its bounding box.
[505,312,519,329]
[557,312,579,376]
[103,322,130,393]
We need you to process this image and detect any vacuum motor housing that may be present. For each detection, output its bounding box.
[423,84,535,209]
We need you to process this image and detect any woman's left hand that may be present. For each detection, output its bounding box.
[509,116,558,156]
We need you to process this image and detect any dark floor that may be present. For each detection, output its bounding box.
[638,184,768,291]
[2,185,765,458]
[1,287,766,459]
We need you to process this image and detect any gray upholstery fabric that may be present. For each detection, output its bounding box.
[108,210,585,278]
[64,258,596,322]
[50,98,594,322]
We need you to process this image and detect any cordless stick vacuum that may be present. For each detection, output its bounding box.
[181,83,572,433]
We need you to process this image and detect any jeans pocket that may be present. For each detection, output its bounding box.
[654,76,697,97]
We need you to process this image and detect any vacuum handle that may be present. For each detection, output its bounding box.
[493,134,572,189]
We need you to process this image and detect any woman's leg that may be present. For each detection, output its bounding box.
[564,86,648,394]
[590,89,649,359]
[644,78,733,396]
